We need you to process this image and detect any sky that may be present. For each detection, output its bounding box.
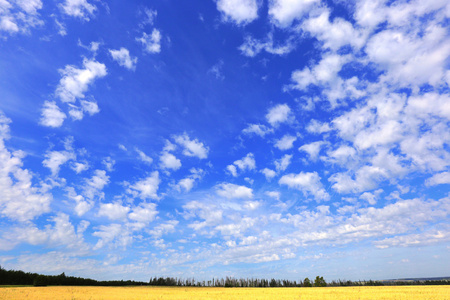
[0,0,449,282]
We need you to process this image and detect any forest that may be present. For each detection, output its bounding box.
[1,266,449,287]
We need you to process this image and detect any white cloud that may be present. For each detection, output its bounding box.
[242,124,273,137]
[83,170,109,200]
[275,154,292,172]
[127,171,160,200]
[177,177,195,192]
[142,8,157,26]
[289,53,364,107]
[239,34,296,57]
[148,220,178,238]
[56,58,107,103]
[71,161,89,174]
[102,157,115,172]
[136,29,161,53]
[0,113,52,222]
[176,168,204,192]
[268,0,319,28]
[173,133,209,159]
[374,227,450,249]
[302,9,365,51]
[208,60,224,80]
[274,134,297,150]
[226,164,237,177]
[43,150,75,176]
[55,19,67,36]
[215,217,256,237]
[266,103,293,127]
[2,213,89,252]
[159,151,181,170]
[261,168,276,181]
[290,53,350,90]
[60,0,96,20]
[306,119,331,134]
[93,224,130,250]
[325,145,357,166]
[0,0,43,36]
[367,26,450,87]
[183,201,223,232]
[135,148,153,165]
[98,202,130,221]
[215,183,253,199]
[216,0,259,25]
[360,189,383,205]
[128,202,158,224]
[426,172,450,186]
[279,171,330,201]
[66,187,92,216]
[329,166,387,194]
[40,101,67,128]
[227,153,256,176]
[109,48,137,70]
[265,191,280,201]
[299,141,325,161]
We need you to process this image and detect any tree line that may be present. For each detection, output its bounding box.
[1,266,449,287]
[0,266,147,286]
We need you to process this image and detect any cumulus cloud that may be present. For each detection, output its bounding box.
[2,213,90,252]
[274,134,297,150]
[60,0,96,20]
[148,220,178,238]
[261,168,276,181]
[128,202,158,224]
[215,183,253,199]
[127,171,160,200]
[56,58,107,103]
[239,34,296,57]
[0,112,51,222]
[265,191,280,201]
[71,161,89,174]
[173,133,209,159]
[176,168,205,192]
[98,202,130,221]
[227,153,256,177]
[268,0,319,28]
[159,151,181,170]
[66,187,92,216]
[43,150,76,177]
[40,101,67,128]
[279,171,330,201]
[266,103,293,127]
[183,201,224,232]
[135,148,153,165]
[109,48,138,70]
[275,154,292,172]
[302,9,366,51]
[299,141,325,161]
[426,172,450,186]
[93,223,130,250]
[306,119,332,134]
[136,29,162,53]
[216,0,259,25]
[242,124,273,137]
[83,170,109,200]
[0,0,43,36]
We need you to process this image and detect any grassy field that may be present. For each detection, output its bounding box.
[0,285,449,299]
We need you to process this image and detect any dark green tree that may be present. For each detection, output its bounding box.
[314,276,327,287]
[303,277,312,287]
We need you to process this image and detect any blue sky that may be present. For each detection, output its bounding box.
[0,0,449,282]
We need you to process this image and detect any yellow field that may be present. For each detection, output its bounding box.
[0,285,449,300]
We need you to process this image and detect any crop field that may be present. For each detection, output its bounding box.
[1,285,449,300]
